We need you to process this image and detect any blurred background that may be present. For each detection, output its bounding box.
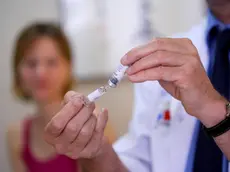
[0,0,205,171]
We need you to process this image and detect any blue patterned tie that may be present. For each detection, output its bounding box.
[193,29,230,172]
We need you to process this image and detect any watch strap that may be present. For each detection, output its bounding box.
[203,102,230,137]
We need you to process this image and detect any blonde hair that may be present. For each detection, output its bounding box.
[12,22,75,101]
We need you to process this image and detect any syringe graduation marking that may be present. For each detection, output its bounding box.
[98,85,110,94]
[84,64,128,105]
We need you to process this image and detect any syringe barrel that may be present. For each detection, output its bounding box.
[85,85,111,105]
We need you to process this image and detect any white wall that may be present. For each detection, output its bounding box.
[60,0,108,78]
[105,0,206,72]
[62,0,205,78]
[0,1,59,171]
[151,0,206,36]
[104,0,141,74]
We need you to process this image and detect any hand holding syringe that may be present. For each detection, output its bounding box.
[83,64,128,106]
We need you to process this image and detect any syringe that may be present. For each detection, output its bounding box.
[107,64,129,88]
[83,64,128,106]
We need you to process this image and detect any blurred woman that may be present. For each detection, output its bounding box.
[6,22,116,172]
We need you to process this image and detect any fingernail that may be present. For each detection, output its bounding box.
[126,67,132,74]
[125,66,130,74]
[121,55,128,64]
[128,75,136,82]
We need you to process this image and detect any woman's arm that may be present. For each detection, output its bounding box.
[6,123,26,172]
[77,116,117,172]
[104,121,117,144]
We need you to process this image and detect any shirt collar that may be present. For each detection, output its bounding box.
[206,9,230,46]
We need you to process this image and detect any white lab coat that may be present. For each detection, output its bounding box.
[113,18,230,172]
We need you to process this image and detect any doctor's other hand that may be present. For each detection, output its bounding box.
[43,91,108,159]
[121,38,225,124]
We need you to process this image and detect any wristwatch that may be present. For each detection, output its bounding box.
[203,102,230,137]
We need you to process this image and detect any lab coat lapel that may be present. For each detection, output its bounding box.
[150,108,171,172]
[168,104,197,171]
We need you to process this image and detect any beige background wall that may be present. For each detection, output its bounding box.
[0,1,204,171]
[0,1,59,171]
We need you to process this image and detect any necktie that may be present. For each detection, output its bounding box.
[193,29,230,172]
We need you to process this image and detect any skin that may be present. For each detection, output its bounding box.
[44,38,230,172]
[207,0,230,24]
[6,36,116,172]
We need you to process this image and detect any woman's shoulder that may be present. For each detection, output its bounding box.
[6,119,27,152]
[104,120,117,143]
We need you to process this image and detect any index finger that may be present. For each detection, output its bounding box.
[45,96,85,136]
[121,38,196,66]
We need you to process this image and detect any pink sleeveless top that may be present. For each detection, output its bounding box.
[21,118,79,172]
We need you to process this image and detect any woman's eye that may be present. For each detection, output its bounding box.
[47,58,58,67]
[25,59,37,69]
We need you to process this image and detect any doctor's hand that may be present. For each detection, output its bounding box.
[44,91,108,159]
[121,38,225,124]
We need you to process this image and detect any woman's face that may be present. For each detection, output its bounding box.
[18,36,70,103]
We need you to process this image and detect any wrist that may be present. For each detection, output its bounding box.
[79,137,127,172]
[78,138,109,169]
[196,96,227,128]
[82,137,110,161]
[92,137,111,159]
